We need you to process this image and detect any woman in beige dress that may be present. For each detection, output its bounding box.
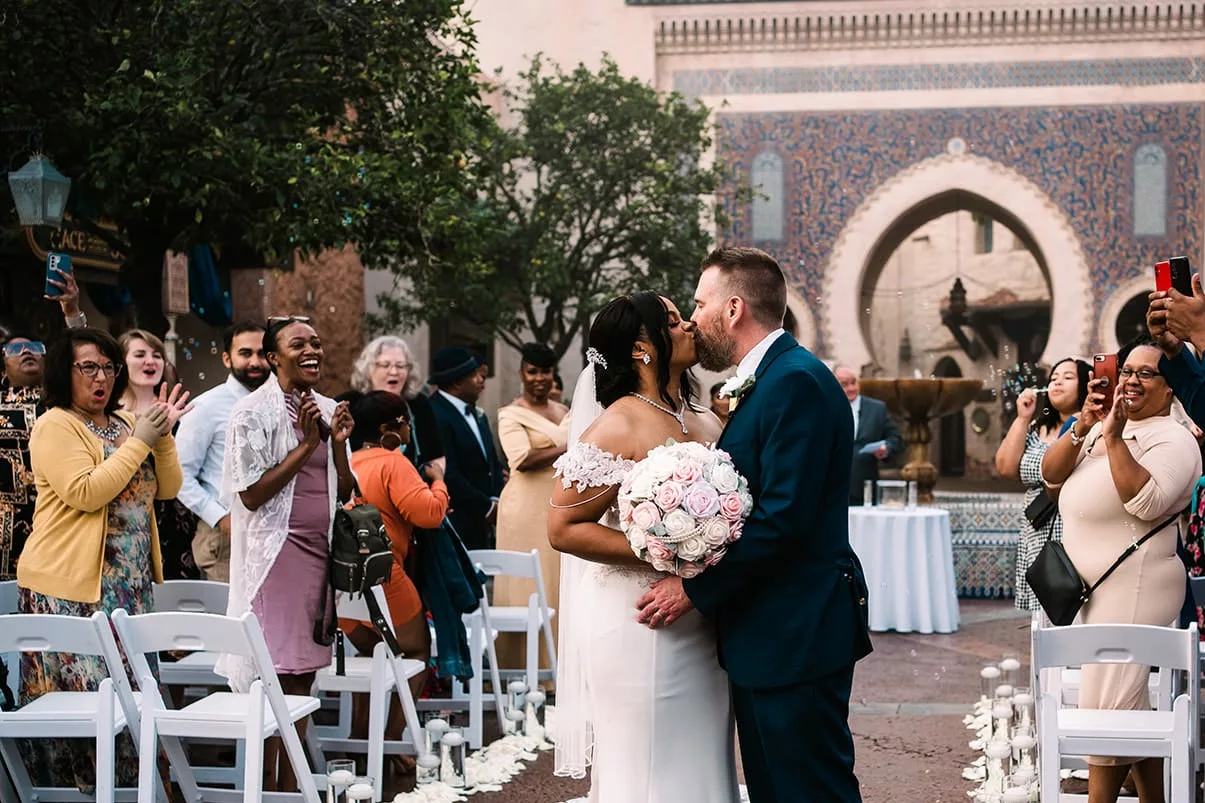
[1043,342,1201,803]
[495,343,570,673]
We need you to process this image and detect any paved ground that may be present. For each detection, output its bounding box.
[383,598,1029,802]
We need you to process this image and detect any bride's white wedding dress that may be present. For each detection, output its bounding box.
[555,441,739,803]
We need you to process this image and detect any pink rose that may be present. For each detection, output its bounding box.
[646,538,673,562]
[630,501,662,532]
[654,481,685,512]
[672,459,702,484]
[704,547,728,566]
[719,492,745,521]
[683,482,720,519]
[679,561,704,578]
[727,520,744,543]
[618,497,633,521]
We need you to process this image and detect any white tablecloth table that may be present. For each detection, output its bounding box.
[848,507,961,634]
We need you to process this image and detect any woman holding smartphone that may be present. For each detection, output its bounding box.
[994,358,1089,611]
[1041,341,1200,803]
[217,315,354,793]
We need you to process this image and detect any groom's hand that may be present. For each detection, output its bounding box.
[635,576,694,629]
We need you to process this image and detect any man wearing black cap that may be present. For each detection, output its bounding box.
[428,346,505,550]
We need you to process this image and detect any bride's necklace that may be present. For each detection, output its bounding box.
[629,392,688,434]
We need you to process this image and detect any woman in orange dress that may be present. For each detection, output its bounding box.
[339,391,448,755]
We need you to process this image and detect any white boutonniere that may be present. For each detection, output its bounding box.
[719,374,757,413]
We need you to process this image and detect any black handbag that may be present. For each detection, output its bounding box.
[313,481,400,656]
[1026,512,1179,626]
[1024,489,1058,531]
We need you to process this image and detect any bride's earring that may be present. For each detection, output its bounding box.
[642,354,651,365]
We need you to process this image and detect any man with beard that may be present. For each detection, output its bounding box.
[176,320,269,581]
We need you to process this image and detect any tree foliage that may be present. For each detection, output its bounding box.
[370,55,744,359]
[0,0,488,328]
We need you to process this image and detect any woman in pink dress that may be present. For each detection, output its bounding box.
[219,316,355,792]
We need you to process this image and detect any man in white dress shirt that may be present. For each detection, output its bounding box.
[175,321,269,580]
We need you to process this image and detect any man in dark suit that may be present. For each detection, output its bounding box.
[637,247,872,803]
[834,365,903,506]
[428,347,505,550]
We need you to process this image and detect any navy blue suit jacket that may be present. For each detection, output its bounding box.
[683,334,873,690]
[850,395,903,503]
[429,392,505,550]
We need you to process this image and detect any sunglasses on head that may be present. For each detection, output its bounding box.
[3,341,45,357]
[268,315,312,325]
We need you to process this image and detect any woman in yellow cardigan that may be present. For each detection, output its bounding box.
[15,328,190,793]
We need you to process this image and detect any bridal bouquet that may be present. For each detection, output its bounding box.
[617,441,753,577]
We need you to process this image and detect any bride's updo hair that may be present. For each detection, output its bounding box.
[588,291,693,410]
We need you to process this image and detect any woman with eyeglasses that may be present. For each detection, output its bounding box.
[1041,340,1202,803]
[335,390,447,773]
[349,335,445,473]
[217,315,355,793]
[15,327,189,792]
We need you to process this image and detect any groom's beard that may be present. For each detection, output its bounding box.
[695,325,737,372]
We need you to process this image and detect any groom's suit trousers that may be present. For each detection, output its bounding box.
[732,665,861,803]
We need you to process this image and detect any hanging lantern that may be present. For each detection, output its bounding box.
[8,155,71,227]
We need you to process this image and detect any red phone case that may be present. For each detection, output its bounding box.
[1093,354,1118,412]
[1155,260,1172,292]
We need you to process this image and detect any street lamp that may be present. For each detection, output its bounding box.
[8,154,71,227]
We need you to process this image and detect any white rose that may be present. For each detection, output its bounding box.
[662,509,695,540]
[626,526,648,553]
[628,471,655,500]
[677,535,707,561]
[651,558,675,574]
[646,451,676,482]
[702,517,730,547]
[711,462,740,494]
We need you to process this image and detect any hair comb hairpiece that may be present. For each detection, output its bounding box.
[586,347,608,371]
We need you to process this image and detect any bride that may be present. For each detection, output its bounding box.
[548,291,739,802]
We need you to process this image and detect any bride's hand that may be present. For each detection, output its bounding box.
[635,576,694,629]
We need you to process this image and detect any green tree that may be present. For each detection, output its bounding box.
[0,0,488,330]
[369,55,744,359]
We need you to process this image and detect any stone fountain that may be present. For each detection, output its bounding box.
[858,377,985,504]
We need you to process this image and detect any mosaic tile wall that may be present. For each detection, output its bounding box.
[717,103,1204,351]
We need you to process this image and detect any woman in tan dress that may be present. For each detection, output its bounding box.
[1043,342,1201,803]
[495,343,570,674]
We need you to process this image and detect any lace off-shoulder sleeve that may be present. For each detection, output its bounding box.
[554,441,635,492]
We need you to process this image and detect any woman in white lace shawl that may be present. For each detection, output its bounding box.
[216,316,354,793]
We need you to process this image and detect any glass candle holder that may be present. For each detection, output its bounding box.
[326,759,356,803]
[415,752,441,787]
[999,652,1022,688]
[505,681,528,735]
[1011,688,1035,732]
[506,706,527,738]
[980,665,1002,700]
[1010,726,1037,771]
[424,716,449,755]
[906,481,918,509]
[441,728,468,788]
[527,688,547,736]
[346,776,375,802]
[984,740,1012,795]
[863,480,876,506]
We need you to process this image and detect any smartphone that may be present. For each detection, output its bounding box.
[1092,353,1118,412]
[45,252,71,298]
[1170,256,1193,295]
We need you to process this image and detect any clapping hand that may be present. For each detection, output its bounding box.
[331,402,353,445]
[132,405,171,446]
[156,382,193,429]
[296,398,323,448]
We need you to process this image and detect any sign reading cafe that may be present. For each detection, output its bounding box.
[24,214,125,273]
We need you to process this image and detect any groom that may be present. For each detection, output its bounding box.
[637,246,873,803]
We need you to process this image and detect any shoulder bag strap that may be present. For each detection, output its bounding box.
[1084,512,1181,600]
[364,589,402,657]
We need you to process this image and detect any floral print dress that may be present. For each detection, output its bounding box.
[18,443,158,792]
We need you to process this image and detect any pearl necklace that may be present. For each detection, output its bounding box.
[85,417,124,441]
[629,392,688,434]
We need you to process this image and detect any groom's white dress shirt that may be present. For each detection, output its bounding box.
[735,328,787,381]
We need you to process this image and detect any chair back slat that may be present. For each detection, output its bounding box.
[112,610,258,658]
[154,580,229,614]
[0,612,109,656]
[1033,623,1197,675]
[0,580,17,614]
[467,549,539,579]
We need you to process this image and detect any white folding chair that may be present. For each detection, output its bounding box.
[1189,575,1205,769]
[1034,622,1198,803]
[112,609,322,803]
[312,586,428,802]
[466,549,557,691]
[0,581,17,803]
[0,611,166,803]
[154,580,230,688]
